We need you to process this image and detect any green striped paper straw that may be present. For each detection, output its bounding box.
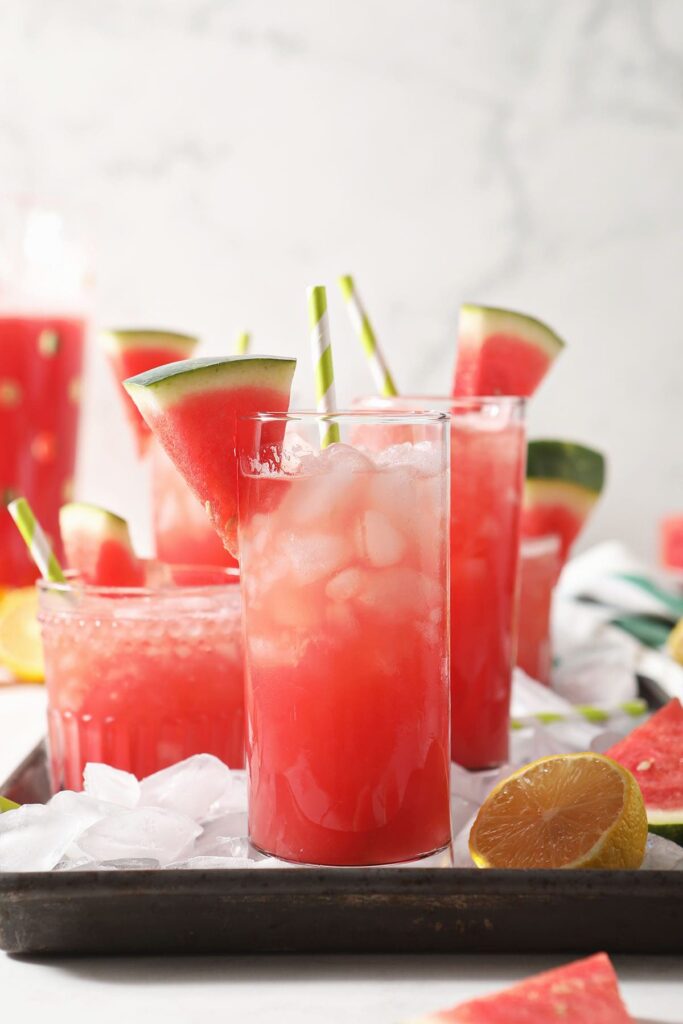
[7,497,66,583]
[308,285,340,448]
[338,275,398,397]
[233,331,251,355]
[510,699,648,730]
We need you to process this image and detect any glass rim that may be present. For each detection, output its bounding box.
[37,563,240,599]
[354,394,526,411]
[239,409,450,425]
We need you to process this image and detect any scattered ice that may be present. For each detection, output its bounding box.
[170,856,254,870]
[84,763,140,808]
[99,858,161,870]
[140,754,233,821]
[78,807,201,867]
[0,792,112,872]
[356,568,441,620]
[641,833,683,871]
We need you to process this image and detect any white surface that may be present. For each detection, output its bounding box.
[1,687,682,1022]
[2,1,683,559]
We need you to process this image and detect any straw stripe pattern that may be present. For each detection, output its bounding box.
[7,497,65,582]
[338,275,398,397]
[308,285,340,447]
[233,331,251,355]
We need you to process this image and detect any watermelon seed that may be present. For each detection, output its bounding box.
[636,759,653,771]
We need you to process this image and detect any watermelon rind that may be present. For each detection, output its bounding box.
[59,502,132,547]
[526,440,605,493]
[124,356,297,412]
[0,796,19,813]
[460,304,566,359]
[101,329,199,357]
[646,809,683,847]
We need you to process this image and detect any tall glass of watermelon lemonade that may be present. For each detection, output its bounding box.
[356,396,525,770]
[0,202,88,586]
[38,565,244,790]
[237,411,451,866]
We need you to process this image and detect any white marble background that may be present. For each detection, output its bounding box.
[1,0,682,558]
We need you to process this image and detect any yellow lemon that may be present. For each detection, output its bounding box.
[469,752,647,870]
[0,587,44,683]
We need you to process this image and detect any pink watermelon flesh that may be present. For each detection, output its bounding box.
[64,532,145,588]
[522,503,584,564]
[661,516,683,570]
[606,699,683,813]
[415,954,633,1023]
[129,370,294,558]
[125,357,296,556]
[108,344,196,457]
[453,333,554,398]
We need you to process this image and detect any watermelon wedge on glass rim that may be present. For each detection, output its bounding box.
[523,440,606,563]
[124,356,297,557]
[607,698,683,847]
[101,329,200,456]
[407,953,633,1024]
[452,304,565,397]
[59,502,145,587]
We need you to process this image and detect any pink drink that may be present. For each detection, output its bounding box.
[517,535,561,685]
[449,402,525,768]
[0,315,85,585]
[238,414,451,865]
[0,202,89,586]
[38,567,244,790]
[355,397,525,770]
[151,442,237,568]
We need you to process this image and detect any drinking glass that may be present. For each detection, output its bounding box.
[517,534,562,685]
[356,396,526,770]
[237,411,451,866]
[0,199,90,586]
[38,565,244,790]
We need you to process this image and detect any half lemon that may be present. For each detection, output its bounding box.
[469,752,647,870]
[0,587,45,683]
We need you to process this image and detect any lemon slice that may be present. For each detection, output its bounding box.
[0,587,45,683]
[469,752,647,870]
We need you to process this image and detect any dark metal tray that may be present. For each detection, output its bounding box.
[1,676,681,957]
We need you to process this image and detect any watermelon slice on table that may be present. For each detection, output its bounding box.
[523,440,606,562]
[453,304,565,397]
[59,503,145,587]
[101,329,199,456]
[606,698,683,846]
[124,356,297,557]
[408,953,633,1023]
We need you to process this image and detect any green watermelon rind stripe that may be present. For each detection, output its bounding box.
[526,440,606,493]
[648,820,683,847]
[460,304,566,358]
[101,329,200,355]
[124,356,297,412]
[0,795,19,812]
[60,503,133,548]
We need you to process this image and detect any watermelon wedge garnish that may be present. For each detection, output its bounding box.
[59,502,145,587]
[124,356,297,556]
[101,329,199,456]
[453,304,565,397]
[522,440,606,562]
[408,953,633,1023]
[607,699,683,847]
